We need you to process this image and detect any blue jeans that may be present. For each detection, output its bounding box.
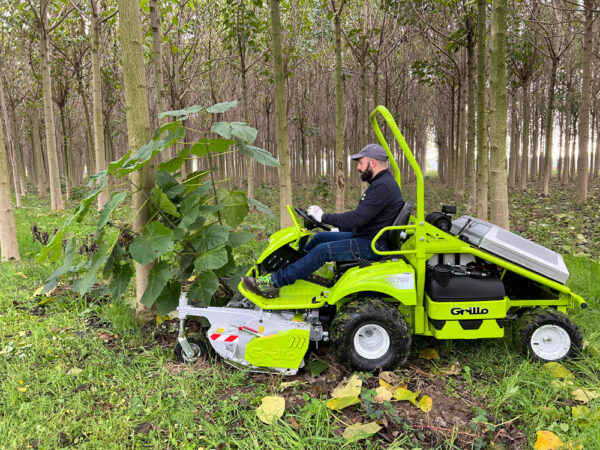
[270,232,387,288]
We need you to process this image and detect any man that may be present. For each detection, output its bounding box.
[242,143,404,298]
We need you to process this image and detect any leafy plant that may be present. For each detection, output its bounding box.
[36,101,279,314]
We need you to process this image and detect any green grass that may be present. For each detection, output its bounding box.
[1,180,599,448]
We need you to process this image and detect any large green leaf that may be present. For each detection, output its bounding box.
[158,105,204,120]
[228,231,254,248]
[190,138,235,156]
[158,146,190,173]
[191,225,230,252]
[211,121,257,144]
[194,245,229,271]
[156,171,185,199]
[213,245,236,277]
[236,140,280,167]
[140,261,171,308]
[73,236,116,296]
[249,197,276,220]
[178,195,201,230]
[206,100,238,113]
[98,191,128,230]
[41,237,75,294]
[188,271,219,306]
[150,187,181,218]
[222,190,250,227]
[183,171,211,194]
[154,280,181,315]
[35,228,64,264]
[129,221,174,265]
[108,262,133,300]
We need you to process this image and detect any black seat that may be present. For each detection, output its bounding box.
[389,201,413,249]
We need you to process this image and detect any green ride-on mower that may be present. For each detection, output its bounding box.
[174,106,587,374]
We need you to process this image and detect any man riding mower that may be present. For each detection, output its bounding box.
[175,106,587,375]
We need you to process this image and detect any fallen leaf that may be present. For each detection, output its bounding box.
[326,396,361,411]
[544,362,574,379]
[33,286,44,297]
[535,430,564,449]
[372,386,393,403]
[551,379,575,390]
[433,362,462,376]
[289,416,299,431]
[379,371,405,391]
[67,367,82,376]
[97,331,118,342]
[18,387,27,392]
[419,348,439,360]
[331,374,362,398]
[418,395,433,412]
[135,422,155,434]
[342,422,382,443]
[256,396,285,424]
[582,341,599,356]
[16,272,28,279]
[571,388,600,403]
[306,359,329,377]
[393,388,419,406]
[279,381,304,391]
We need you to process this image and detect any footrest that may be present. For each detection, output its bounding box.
[429,318,505,339]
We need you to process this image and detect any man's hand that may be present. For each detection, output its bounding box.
[307,205,323,222]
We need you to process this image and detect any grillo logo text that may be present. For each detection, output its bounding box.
[450,307,489,316]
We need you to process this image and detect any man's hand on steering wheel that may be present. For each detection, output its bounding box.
[294,206,331,231]
[307,205,323,223]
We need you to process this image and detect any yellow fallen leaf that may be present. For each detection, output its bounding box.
[342,422,381,443]
[372,386,394,403]
[418,395,433,412]
[419,348,439,360]
[535,430,564,449]
[571,388,600,404]
[551,379,575,390]
[326,396,361,411]
[16,272,28,279]
[544,362,574,379]
[433,362,462,376]
[279,381,305,391]
[18,387,27,392]
[379,371,405,391]
[33,286,44,297]
[393,387,419,406]
[331,374,362,398]
[256,396,285,425]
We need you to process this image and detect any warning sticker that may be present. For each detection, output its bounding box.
[386,273,415,290]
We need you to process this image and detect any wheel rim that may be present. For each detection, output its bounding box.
[353,324,390,360]
[182,343,202,363]
[530,324,571,360]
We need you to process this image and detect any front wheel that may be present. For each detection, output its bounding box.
[331,297,411,372]
[174,337,208,364]
[514,308,583,362]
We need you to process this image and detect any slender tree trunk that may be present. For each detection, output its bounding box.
[269,0,293,228]
[91,0,108,210]
[455,76,466,204]
[476,0,488,219]
[541,58,558,196]
[531,92,539,182]
[0,105,20,261]
[562,98,571,185]
[59,107,71,201]
[150,0,170,161]
[76,70,95,176]
[448,84,455,189]
[37,4,64,211]
[576,0,592,203]
[518,80,530,190]
[31,107,48,198]
[117,0,155,315]
[0,80,21,208]
[466,28,477,213]
[333,0,346,213]
[508,92,517,188]
[488,0,509,228]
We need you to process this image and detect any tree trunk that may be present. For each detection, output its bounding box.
[150,0,170,161]
[576,0,592,203]
[333,0,346,213]
[508,92,517,188]
[541,58,558,196]
[91,0,109,210]
[59,107,71,201]
[0,105,20,261]
[488,0,509,228]
[518,79,530,190]
[476,0,488,218]
[31,107,48,198]
[269,0,293,228]
[37,3,64,211]
[562,98,571,185]
[466,27,477,214]
[117,0,155,316]
[0,80,21,208]
[455,76,466,204]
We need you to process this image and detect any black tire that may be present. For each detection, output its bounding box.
[514,308,583,362]
[330,297,411,372]
[174,336,208,364]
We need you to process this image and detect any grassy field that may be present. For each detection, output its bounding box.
[1,179,599,449]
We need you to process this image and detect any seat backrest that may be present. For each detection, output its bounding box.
[389,201,412,248]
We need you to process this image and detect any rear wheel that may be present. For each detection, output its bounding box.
[331,297,411,371]
[514,308,582,362]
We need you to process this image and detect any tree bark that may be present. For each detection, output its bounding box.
[518,80,530,190]
[576,0,592,203]
[455,75,466,204]
[541,57,558,196]
[30,106,48,198]
[332,0,346,213]
[466,25,477,214]
[117,0,155,315]
[0,80,21,208]
[488,0,509,228]
[269,0,293,228]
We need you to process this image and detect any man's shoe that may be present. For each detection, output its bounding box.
[242,275,280,299]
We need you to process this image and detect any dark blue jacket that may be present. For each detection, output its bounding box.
[321,169,404,243]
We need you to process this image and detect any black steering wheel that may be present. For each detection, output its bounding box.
[294,207,331,231]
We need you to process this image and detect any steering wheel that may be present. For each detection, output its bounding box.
[294,207,332,231]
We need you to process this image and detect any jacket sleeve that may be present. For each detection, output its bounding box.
[322,183,391,229]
